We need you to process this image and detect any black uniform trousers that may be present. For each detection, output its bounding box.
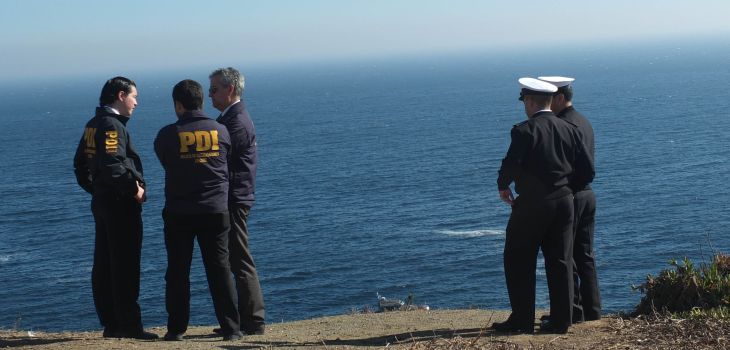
[229,204,266,332]
[572,189,601,321]
[91,194,144,334]
[504,191,575,330]
[163,210,240,335]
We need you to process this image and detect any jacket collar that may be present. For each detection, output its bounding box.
[530,110,554,119]
[95,106,129,125]
[556,105,575,118]
[218,99,246,121]
[177,109,209,122]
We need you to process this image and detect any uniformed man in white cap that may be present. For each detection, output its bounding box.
[492,77,594,334]
[539,76,601,323]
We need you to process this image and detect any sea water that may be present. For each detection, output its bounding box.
[1,39,729,330]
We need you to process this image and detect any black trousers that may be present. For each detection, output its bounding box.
[90,195,144,333]
[163,210,240,335]
[503,192,575,329]
[229,205,266,332]
[572,190,601,321]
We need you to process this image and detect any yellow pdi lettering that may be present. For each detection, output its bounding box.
[210,130,219,151]
[179,132,196,152]
[84,127,97,148]
[195,131,213,151]
[179,130,220,153]
[105,130,118,150]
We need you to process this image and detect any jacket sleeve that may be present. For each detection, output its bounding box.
[153,127,167,167]
[570,138,596,192]
[73,133,94,194]
[96,120,139,196]
[497,127,530,190]
[226,117,252,157]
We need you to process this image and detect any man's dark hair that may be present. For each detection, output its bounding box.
[526,94,553,107]
[172,79,204,110]
[557,86,574,102]
[99,76,136,106]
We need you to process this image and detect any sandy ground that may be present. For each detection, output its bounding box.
[0,309,713,349]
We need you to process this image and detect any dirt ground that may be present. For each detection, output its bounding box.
[1,309,727,349]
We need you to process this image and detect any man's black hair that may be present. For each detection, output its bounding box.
[526,94,553,107]
[557,86,574,101]
[99,76,136,106]
[172,79,204,110]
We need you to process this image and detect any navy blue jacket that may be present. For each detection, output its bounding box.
[556,106,595,191]
[154,110,231,214]
[73,106,144,198]
[498,111,594,198]
[217,101,257,207]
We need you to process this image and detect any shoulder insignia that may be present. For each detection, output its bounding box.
[104,130,119,154]
[562,118,579,128]
[513,120,529,128]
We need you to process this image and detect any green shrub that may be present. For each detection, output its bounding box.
[633,254,730,316]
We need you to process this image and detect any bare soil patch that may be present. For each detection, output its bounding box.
[1,310,727,349]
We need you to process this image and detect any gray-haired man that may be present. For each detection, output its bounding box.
[209,67,265,335]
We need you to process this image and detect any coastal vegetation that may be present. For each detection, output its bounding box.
[633,253,730,318]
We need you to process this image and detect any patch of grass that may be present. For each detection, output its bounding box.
[633,254,730,316]
[679,306,730,320]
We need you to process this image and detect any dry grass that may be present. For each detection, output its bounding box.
[400,313,730,350]
[2,312,729,349]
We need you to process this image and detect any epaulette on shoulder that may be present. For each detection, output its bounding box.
[513,120,529,128]
[561,118,579,128]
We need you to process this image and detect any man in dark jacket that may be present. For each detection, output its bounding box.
[491,78,594,335]
[154,79,242,341]
[539,76,601,323]
[209,67,265,335]
[73,76,157,339]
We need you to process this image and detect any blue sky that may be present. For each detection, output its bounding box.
[2,0,729,80]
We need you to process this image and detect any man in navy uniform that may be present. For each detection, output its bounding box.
[73,76,158,339]
[154,79,242,341]
[209,67,265,335]
[491,78,594,334]
[539,76,601,323]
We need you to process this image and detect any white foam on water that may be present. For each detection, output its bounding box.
[436,229,505,238]
[0,255,10,263]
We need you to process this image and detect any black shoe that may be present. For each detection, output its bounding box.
[223,331,243,341]
[113,330,159,340]
[244,325,265,335]
[164,332,184,341]
[491,319,534,334]
[212,327,223,335]
[539,319,569,334]
[542,314,584,325]
[102,328,116,338]
[584,313,601,321]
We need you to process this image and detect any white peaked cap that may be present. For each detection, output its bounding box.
[537,76,575,88]
[518,77,558,93]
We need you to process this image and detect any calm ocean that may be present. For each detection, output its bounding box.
[1,40,729,331]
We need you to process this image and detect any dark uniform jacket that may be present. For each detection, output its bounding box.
[497,111,594,198]
[217,101,257,207]
[154,110,231,214]
[73,106,144,198]
[556,106,595,191]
